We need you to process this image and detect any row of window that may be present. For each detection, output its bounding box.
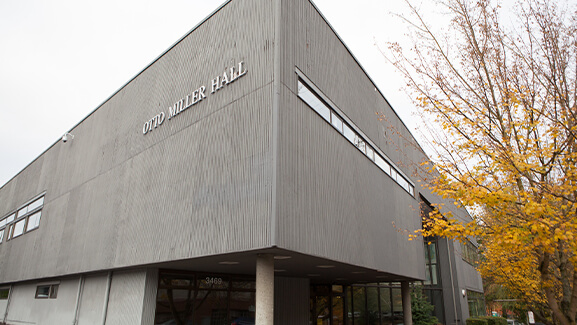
[311,284,405,325]
[0,284,58,300]
[0,194,45,244]
[461,240,480,266]
[297,79,415,196]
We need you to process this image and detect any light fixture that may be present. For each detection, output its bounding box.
[218,261,239,265]
[462,289,467,297]
[351,271,366,274]
[307,274,321,277]
[62,132,74,143]
[274,255,292,260]
[316,265,335,269]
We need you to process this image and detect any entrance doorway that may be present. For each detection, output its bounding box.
[310,283,405,325]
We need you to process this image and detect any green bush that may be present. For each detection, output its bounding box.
[483,316,507,325]
[466,317,489,325]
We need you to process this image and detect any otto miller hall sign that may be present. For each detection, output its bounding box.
[142,61,247,135]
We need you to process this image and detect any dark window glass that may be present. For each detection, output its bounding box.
[392,288,404,324]
[313,295,330,324]
[424,289,445,324]
[0,288,9,299]
[50,285,58,298]
[467,290,486,317]
[198,276,229,290]
[423,238,440,286]
[353,286,367,324]
[155,272,255,325]
[333,294,345,325]
[347,286,354,324]
[229,290,255,323]
[35,285,50,299]
[380,287,392,322]
[367,286,380,325]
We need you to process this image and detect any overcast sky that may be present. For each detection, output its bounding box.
[0,0,461,187]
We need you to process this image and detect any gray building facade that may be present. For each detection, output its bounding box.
[0,0,483,324]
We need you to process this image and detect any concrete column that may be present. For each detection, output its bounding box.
[401,281,413,325]
[256,254,274,325]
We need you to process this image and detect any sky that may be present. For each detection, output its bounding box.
[0,0,457,187]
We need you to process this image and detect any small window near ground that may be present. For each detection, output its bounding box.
[0,288,9,299]
[35,284,58,299]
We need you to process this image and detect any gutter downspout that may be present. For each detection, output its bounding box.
[271,0,282,247]
[73,275,85,325]
[2,284,13,324]
[101,272,112,325]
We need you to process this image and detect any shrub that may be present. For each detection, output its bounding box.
[467,317,489,325]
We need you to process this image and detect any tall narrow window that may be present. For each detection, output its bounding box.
[424,238,440,285]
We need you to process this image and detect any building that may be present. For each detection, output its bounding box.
[0,0,483,324]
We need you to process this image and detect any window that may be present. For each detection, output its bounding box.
[12,219,25,239]
[467,290,486,317]
[35,284,58,299]
[298,81,330,122]
[0,213,14,244]
[375,155,391,175]
[343,123,356,143]
[2,194,45,242]
[424,238,440,286]
[331,112,343,133]
[0,288,9,300]
[26,211,42,232]
[366,146,375,161]
[155,272,256,324]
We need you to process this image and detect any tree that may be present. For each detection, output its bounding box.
[412,285,439,325]
[384,0,577,325]
[484,280,530,322]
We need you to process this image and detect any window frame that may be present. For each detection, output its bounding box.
[0,287,10,300]
[2,193,45,243]
[296,75,416,197]
[35,284,59,299]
